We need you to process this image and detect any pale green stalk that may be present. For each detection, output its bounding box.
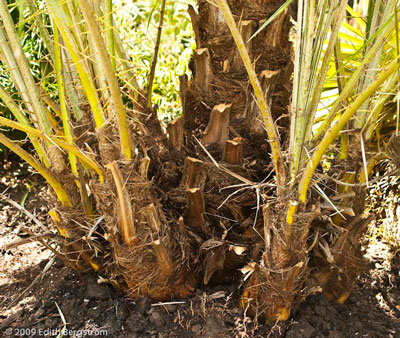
[88,5,111,104]
[65,1,86,54]
[104,0,116,70]
[354,0,394,128]
[0,18,39,128]
[78,0,132,159]
[314,14,397,139]
[0,87,50,166]
[62,49,84,120]
[16,0,26,37]
[289,0,315,181]
[290,0,347,181]
[73,2,111,105]
[298,57,399,203]
[289,0,302,171]
[365,0,382,41]
[365,72,398,140]
[90,41,111,104]
[54,22,78,177]
[0,88,30,126]
[46,0,106,128]
[302,1,348,148]
[334,36,350,160]
[334,36,347,103]
[0,0,52,134]
[62,0,75,29]
[47,0,83,120]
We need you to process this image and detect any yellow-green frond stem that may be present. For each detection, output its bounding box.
[0,86,50,167]
[0,133,71,206]
[58,22,105,128]
[54,22,78,178]
[41,94,62,119]
[365,72,398,140]
[298,57,399,203]
[302,1,349,153]
[0,22,37,125]
[87,35,111,104]
[60,1,96,121]
[65,1,86,53]
[69,1,111,107]
[216,0,286,193]
[16,0,26,37]
[338,132,349,160]
[290,1,348,182]
[62,61,84,121]
[45,0,106,129]
[0,117,104,183]
[353,0,395,129]
[78,0,132,159]
[314,16,397,140]
[54,20,92,217]
[104,0,116,71]
[46,109,61,132]
[286,200,298,226]
[0,0,52,135]
[289,0,314,181]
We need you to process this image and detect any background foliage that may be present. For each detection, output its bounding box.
[115,0,194,122]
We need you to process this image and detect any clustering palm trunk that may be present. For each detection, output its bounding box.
[82,0,368,321]
[180,0,298,320]
[2,0,394,323]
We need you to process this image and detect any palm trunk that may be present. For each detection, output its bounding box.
[50,0,371,321]
[177,0,296,320]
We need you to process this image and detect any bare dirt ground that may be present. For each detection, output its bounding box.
[1,157,400,337]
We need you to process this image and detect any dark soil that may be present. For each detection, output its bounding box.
[1,159,400,338]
